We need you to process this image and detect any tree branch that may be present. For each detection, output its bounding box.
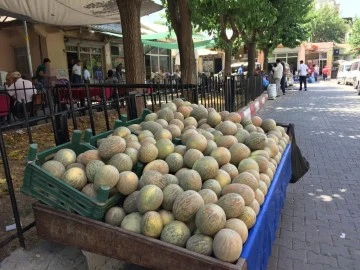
[219,15,230,42]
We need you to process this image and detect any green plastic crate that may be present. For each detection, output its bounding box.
[21,130,122,220]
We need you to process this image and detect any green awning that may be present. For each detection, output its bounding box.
[142,39,215,50]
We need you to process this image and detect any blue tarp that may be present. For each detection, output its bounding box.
[240,144,292,270]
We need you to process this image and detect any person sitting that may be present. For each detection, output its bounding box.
[6,71,36,118]
[105,70,119,84]
[31,76,45,92]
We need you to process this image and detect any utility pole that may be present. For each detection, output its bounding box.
[23,21,33,77]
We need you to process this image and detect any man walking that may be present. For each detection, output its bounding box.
[272,59,283,96]
[298,60,308,91]
[280,61,286,95]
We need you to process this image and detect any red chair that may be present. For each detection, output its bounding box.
[0,94,11,122]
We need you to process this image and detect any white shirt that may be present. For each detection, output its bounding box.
[83,69,91,80]
[272,63,283,79]
[7,78,36,103]
[298,64,308,76]
[314,66,319,73]
[72,64,82,76]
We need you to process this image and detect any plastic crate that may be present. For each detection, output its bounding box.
[21,130,122,220]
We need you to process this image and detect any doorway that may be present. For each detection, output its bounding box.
[214,58,222,74]
[67,52,77,79]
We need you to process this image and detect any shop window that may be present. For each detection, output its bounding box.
[14,47,29,78]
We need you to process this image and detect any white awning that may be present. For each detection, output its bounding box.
[0,0,162,26]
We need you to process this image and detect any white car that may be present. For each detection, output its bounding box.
[337,62,352,85]
[345,60,360,86]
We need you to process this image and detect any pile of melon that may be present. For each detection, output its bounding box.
[41,98,289,264]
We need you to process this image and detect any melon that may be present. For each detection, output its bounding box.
[162,102,177,112]
[260,173,271,187]
[140,121,163,135]
[217,121,237,135]
[268,130,282,140]
[250,150,270,160]
[215,135,237,148]
[143,159,169,174]
[244,124,257,133]
[221,184,255,206]
[165,153,184,173]
[174,145,187,156]
[137,185,163,214]
[255,188,265,205]
[192,156,219,181]
[203,140,218,156]
[183,149,204,168]
[197,129,214,141]
[157,108,174,122]
[266,138,279,158]
[67,162,85,171]
[121,212,142,233]
[158,209,175,226]
[162,184,184,211]
[251,155,269,173]
[167,124,181,138]
[198,118,209,127]
[126,140,141,151]
[229,143,251,166]
[186,234,213,256]
[94,165,119,190]
[145,112,158,122]
[116,171,139,195]
[198,189,218,204]
[42,160,65,178]
[174,112,185,121]
[202,179,222,198]
[170,119,185,131]
[246,169,261,181]
[249,199,260,215]
[123,191,140,214]
[127,124,141,134]
[186,134,207,152]
[236,123,243,129]
[238,206,256,229]
[181,129,198,144]
[77,150,100,165]
[105,207,126,226]
[108,153,133,173]
[267,134,279,144]
[213,229,242,263]
[219,111,230,121]
[195,204,226,236]
[251,116,262,127]
[125,134,139,143]
[138,143,159,163]
[141,211,163,238]
[161,174,179,185]
[190,106,208,121]
[217,193,245,219]
[124,148,138,165]
[177,106,193,118]
[211,130,223,142]
[86,160,105,183]
[241,117,253,127]
[224,219,248,243]
[172,190,204,222]
[261,119,277,132]
[238,158,260,173]
[234,129,250,143]
[244,132,268,151]
[98,136,126,160]
[176,169,202,191]
[81,183,97,198]
[54,148,76,167]
[210,147,231,167]
[214,169,231,189]
[113,126,131,138]
[172,98,184,107]
[140,137,156,145]
[160,221,191,247]
[220,163,239,180]
[232,172,259,191]
[156,119,169,128]
[156,139,174,160]
[257,127,265,133]
[225,112,241,123]
[258,180,268,196]
[276,125,286,135]
[183,117,198,128]
[154,129,172,141]
[139,170,167,190]
[207,111,222,127]
[61,167,87,190]
[138,130,154,141]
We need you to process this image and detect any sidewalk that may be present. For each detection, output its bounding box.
[260,81,360,270]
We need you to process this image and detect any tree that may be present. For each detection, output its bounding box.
[350,18,360,56]
[310,5,347,43]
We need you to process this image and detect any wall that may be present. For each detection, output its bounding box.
[46,32,68,76]
[0,29,17,72]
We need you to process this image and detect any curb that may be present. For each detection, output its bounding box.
[238,93,268,119]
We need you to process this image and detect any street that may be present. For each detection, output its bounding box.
[261,80,360,270]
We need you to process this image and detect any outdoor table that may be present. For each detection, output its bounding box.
[32,144,292,270]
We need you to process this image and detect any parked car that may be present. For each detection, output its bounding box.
[345,60,360,86]
[337,62,352,85]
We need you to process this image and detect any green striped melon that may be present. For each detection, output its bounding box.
[137,185,163,214]
[229,143,251,166]
[202,179,222,198]
[213,229,242,263]
[161,174,179,185]
[116,171,138,195]
[108,153,133,173]
[215,135,237,148]
[186,234,213,256]
[141,211,163,238]
[238,206,256,229]
[214,169,231,189]
[143,159,169,174]
[221,183,255,206]
[238,158,260,173]
[154,129,172,141]
[138,143,158,163]
[192,156,219,181]
[139,170,167,190]
[124,148,138,165]
[184,149,204,168]
[234,129,250,143]
[220,163,239,180]
[210,147,231,167]
[86,160,105,183]
[217,193,245,219]
[261,119,277,132]
[113,126,131,138]
[224,218,248,243]
[207,111,222,127]
[203,139,217,156]
[165,153,184,173]
[172,190,204,222]
[160,221,191,247]
[42,160,65,178]
[195,204,226,236]
[93,165,119,190]
[123,191,140,214]
[176,169,202,191]
[61,167,87,190]
[156,139,174,159]
[98,136,126,160]
[244,132,268,150]
[121,212,142,234]
[54,148,76,167]
[198,189,218,204]
[186,134,207,152]
[105,207,126,226]
[162,184,184,211]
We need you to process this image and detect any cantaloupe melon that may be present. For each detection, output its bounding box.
[220,163,239,180]
[140,121,163,135]
[126,140,141,151]
[158,209,175,226]
[176,169,202,191]
[186,234,213,256]
[250,155,269,173]
[255,189,265,205]
[217,121,237,135]
[244,132,268,151]
[224,218,248,243]
[170,119,185,131]
[197,129,214,141]
[141,211,163,238]
[156,119,169,128]
[125,134,139,143]
[219,111,229,121]
[113,126,131,138]
[238,206,256,229]
[93,165,119,190]
[198,189,218,204]
[155,138,174,160]
[241,117,253,127]
[250,149,270,160]
[98,136,126,160]
[105,207,126,226]
[192,156,219,181]
[165,153,184,173]
[157,108,174,122]
[229,143,251,166]
[167,124,182,138]
[143,159,169,174]
[202,179,222,198]
[154,129,172,141]
[190,106,208,121]
[261,119,277,132]
[177,106,193,118]
[186,134,207,152]
[85,160,105,183]
[172,190,204,222]
[174,112,185,122]
[116,171,138,195]
[145,112,158,122]
[77,150,100,165]
[215,135,237,148]
[127,124,141,134]
[138,130,154,141]
[139,170,167,190]
[197,119,207,127]
[232,172,259,191]
[123,191,140,214]
[160,221,191,247]
[246,169,261,181]
[225,112,241,123]
[174,145,187,156]
[249,199,260,215]
[267,134,279,144]
[162,184,184,211]
[266,138,279,158]
[234,129,250,143]
[203,140,217,156]
[108,153,133,173]
[210,147,231,167]
[260,173,271,187]
[207,111,222,127]
[81,183,97,198]
[258,180,268,196]
[42,160,65,178]
[257,127,265,133]
[124,148,138,165]
[161,174,179,185]
[121,212,142,233]
[137,184,163,214]
[67,162,85,170]
[238,158,260,173]
[214,169,231,189]
[195,204,226,236]
[181,129,198,145]
[140,137,157,145]
[161,102,177,112]
[251,116,262,127]
[183,117,198,128]
[54,148,76,167]
[221,183,255,206]
[211,130,223,142]
[213,229,242,263]
[61,167,87,190]
[217,193,246,219]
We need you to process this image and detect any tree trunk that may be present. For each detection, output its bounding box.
[224,45,232,77]
[247,40,256,77]
[117,0,145,115]
[167,0,196,102]
[263,48,269,73]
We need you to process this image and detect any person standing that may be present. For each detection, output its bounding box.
[322,66,329,81]
[116,63,123,81]
[72,59,82,84]
[238,65,244,76]
[272,59,283,96]
[83,66,91,83]
[280,61,286,95]
[314,64,319,82]
[298,60,308,91]
[35,58,51,86]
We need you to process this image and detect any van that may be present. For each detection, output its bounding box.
[337,62,352,85]
[345,60,360,86]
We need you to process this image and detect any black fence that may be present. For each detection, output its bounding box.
[0,74,263,250]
